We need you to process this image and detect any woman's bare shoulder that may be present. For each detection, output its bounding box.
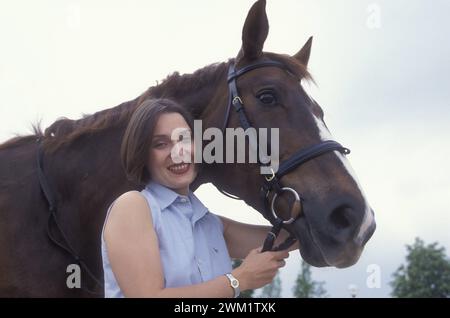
[107,190,152,226]
[115,190,147,205]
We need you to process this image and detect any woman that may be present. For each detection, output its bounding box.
[102,98,297,298]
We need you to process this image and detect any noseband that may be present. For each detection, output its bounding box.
[221,60,350,252]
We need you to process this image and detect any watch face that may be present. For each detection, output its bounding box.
[231,280,239,288]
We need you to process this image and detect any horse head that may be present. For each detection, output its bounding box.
[198,0,376,268]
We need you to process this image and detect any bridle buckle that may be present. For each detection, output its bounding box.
[264,167,276,182]
[232,96,243,106]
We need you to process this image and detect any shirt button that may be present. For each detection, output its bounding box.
[179,197,188,203]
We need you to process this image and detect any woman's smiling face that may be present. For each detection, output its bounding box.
[148,112,196,195]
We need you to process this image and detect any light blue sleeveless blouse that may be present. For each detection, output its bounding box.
[101,181,232,297]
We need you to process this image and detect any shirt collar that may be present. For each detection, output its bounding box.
[145,181,181,210]
[145,181,209,222]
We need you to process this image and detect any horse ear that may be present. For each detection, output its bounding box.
[236,0,269,63]
[293,36,313,67]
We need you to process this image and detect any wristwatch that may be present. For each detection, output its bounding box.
[225,273,240,298]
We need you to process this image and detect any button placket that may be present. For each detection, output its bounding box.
[194,256,204,280]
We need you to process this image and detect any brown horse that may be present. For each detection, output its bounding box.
[0,0,375,297]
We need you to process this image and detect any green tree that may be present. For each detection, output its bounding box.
[259,272,282,298]
[232,259,255,298]
[292,260,327,298]
[390,237,450,298]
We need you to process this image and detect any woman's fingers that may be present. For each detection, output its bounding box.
[269,250,289,260]
[277,259,286,268]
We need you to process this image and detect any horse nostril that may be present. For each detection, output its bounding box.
[329,205,352,230]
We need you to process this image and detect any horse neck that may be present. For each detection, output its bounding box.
[42,98,140,202]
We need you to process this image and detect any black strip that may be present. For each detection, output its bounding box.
[227,61,287,82]
[276,141,350,179]
[36,140,104,295]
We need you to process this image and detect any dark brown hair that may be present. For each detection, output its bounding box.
[120,98,194,186]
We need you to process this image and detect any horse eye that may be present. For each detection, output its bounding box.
[258,93,276,105]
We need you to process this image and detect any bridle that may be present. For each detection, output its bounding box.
[220,60,350,252]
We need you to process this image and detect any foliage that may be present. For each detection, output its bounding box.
[390,237,450,298]
[259,273,282,298]
[292,260,327,298]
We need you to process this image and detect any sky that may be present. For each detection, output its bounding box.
[1,0,449,297]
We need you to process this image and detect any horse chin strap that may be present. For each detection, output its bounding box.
[223,61,351,253]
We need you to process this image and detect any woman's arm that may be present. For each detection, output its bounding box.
[104,191,235,297]
[104,191,289,298]
[218,215,299,260]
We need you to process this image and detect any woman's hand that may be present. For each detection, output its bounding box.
[231,247,289,291]
[219,216,299,259]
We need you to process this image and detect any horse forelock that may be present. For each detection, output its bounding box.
[264,52,313,83]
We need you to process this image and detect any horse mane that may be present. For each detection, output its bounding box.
[41,99,140,152]
[138,61,229,117]
[0,55,309,153]
[0,61,230,153]
[0,124,43,151]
